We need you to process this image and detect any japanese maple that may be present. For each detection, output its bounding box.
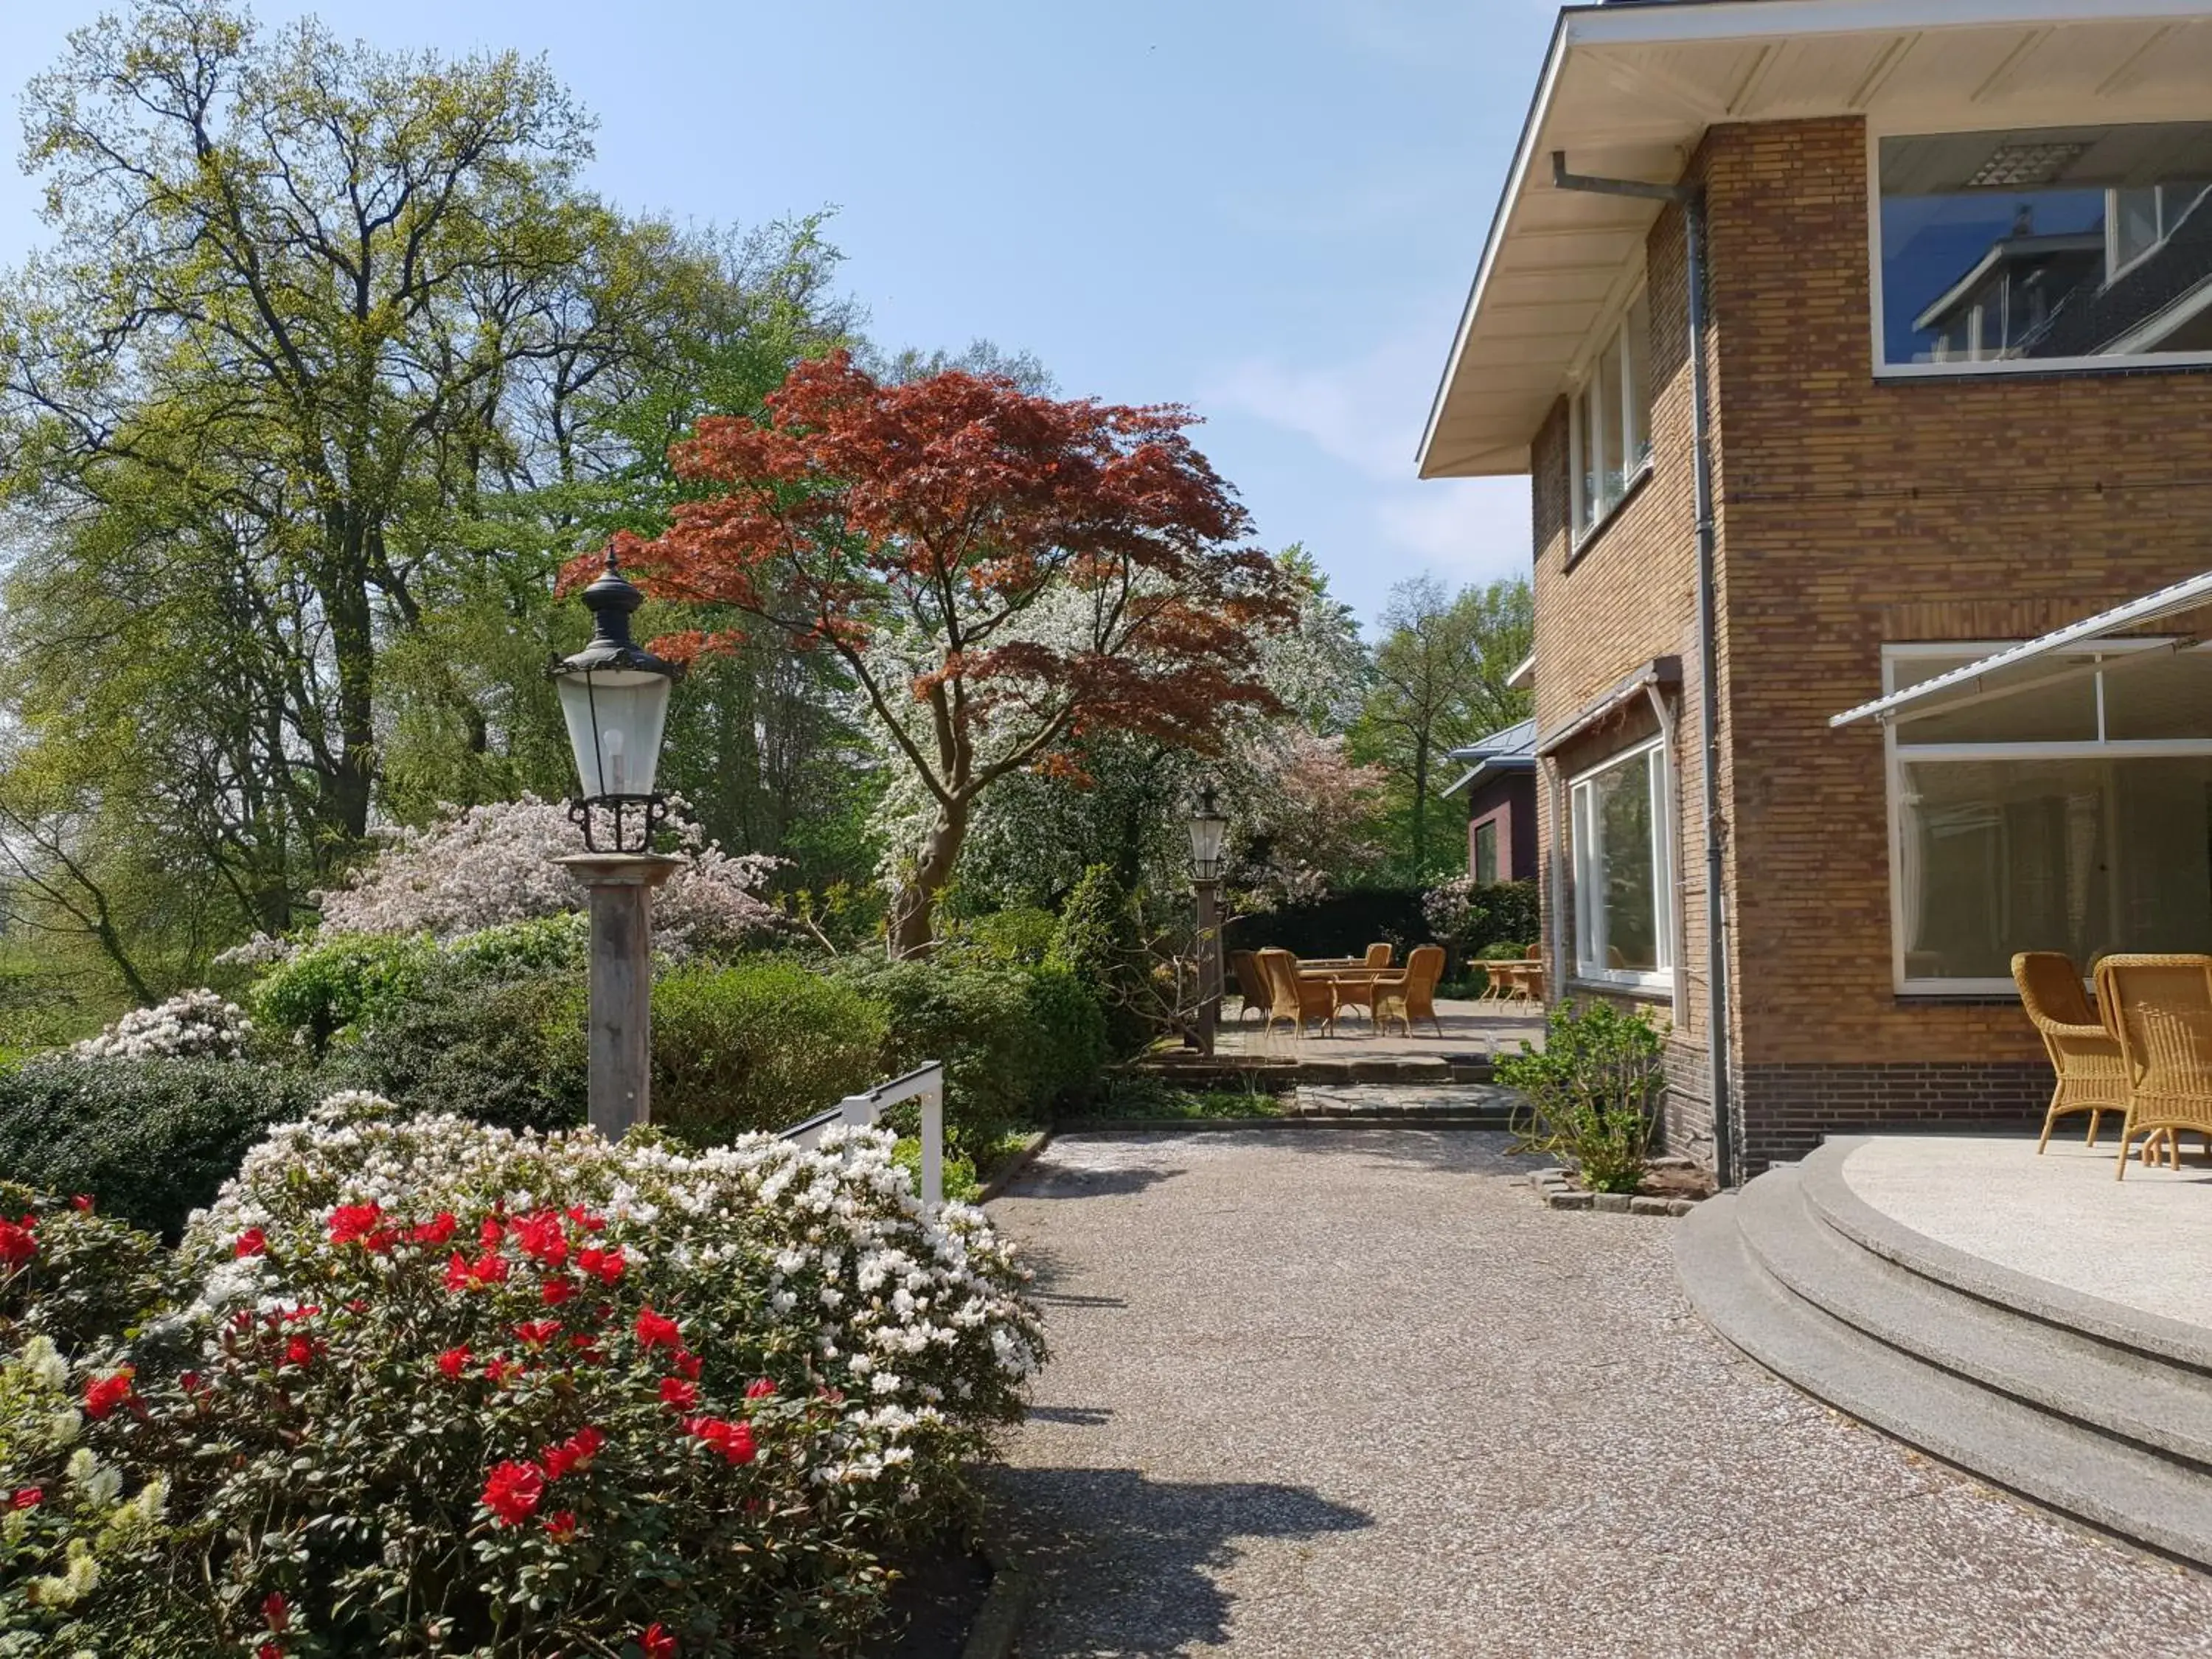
[582,350,1295,953]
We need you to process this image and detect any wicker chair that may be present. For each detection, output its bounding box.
[1256,947,1337,1039]
[1363,942,1393,970]
[1367,944,1448,1039]
[1229,950,1269,1023]
[2090,953,2212,1179]
[2011,951,2127,1154]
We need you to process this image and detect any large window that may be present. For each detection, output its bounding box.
[1876,122,2212,374]
[1571,737,1672,990]
[1569,289,1654,541]
[1888,644,2212,992]
[1473,818,1500,886]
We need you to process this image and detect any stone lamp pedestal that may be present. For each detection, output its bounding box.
[556,852,682,1140]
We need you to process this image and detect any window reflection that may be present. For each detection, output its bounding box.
[1879,123,2212,369]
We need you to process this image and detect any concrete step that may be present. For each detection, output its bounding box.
[1678,1186,2212,1569]
[1734,1168,2212,1472]
[1287,1082,1519,1128]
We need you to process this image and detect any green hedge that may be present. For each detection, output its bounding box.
[251,933,437,1055]
[323,965,588,1135]
[828,957,1105,1155]
[647,962,888,1144]
[0,1057,324,1238]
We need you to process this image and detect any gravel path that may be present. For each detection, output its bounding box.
[988,1129,2212,1658]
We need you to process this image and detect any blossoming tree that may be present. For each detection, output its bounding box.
[585,351,1295,956]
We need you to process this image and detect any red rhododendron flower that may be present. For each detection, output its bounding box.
[179,1371,202,1395]
[69,1194,93,1213]
[482,1459,546,1526]
[263,1592,290,1632]
[0,1217,38,1268]
[578,1245,625,1284]
[514,1211,568,1266]
[437,1346,472,1380]
[638,1626,677,1659]
[83,1368,134,1420]
[234,1227,267,1259]
[543,1509,579,1543]
[484,1357,518,1386]
[259,1645,282,1659]
[634,1307,681,1351]
[672,1348,702,1381]
[513,1320,561,1348]
[481,1216,508,1248]
[9,1487,41,1509]
[565,1204,605,1232]
[540,1275,576,1307]
[660,1377,699,1411]
[327,1202,385,1247]
[540,1426,605,1480]
[445,1250,508,1290]
[681,1415,757,1466]
[745,1377,777,1400]
[411,1212,457,1246]
[283,1335,316,1367]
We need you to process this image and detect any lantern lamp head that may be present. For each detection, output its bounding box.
[1186,783,1229,884]
[550,549,685,853]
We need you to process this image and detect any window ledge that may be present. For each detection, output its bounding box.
[1873,353,2212,386]
[1567,975,1672,1004]
[1564,463,1655,571]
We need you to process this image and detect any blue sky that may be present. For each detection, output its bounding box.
[0,0,1554,630]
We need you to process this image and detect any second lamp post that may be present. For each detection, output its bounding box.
[1186,785,1228,1057]
[550,550,685,1141]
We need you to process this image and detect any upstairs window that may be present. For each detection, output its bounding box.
[1877,122,2212,374]
[1568,289,1653,543]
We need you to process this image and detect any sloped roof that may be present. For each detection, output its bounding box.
[1441,717,1540,797]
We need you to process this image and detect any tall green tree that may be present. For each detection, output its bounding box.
[0,0,858,993]
[1351,573,1533,878]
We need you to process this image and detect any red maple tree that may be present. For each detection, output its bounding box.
[582,349,1295,955]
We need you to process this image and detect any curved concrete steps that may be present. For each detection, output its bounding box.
[1677,1138,2212,1568]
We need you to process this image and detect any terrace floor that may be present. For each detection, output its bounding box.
[1209,995,1545,1064]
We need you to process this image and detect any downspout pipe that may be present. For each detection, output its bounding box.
[1550,153,1736,1190]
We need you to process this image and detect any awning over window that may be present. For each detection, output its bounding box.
[1539,656,1680,757]
[1829,570,2212,729]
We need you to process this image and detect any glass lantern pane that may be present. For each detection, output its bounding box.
[556,669,673,799]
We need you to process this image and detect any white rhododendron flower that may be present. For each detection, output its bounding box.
[72,990,252,1061]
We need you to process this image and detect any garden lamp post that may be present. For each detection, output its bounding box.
[549,549,685,1140]
[1186,784,1229,1057]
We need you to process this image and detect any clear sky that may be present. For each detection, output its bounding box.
[0,0,1554,630]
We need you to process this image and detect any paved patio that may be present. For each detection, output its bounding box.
[1843,1133,2212,1332]
[990,1130,2212,1658]
[1214,995,1544,1062]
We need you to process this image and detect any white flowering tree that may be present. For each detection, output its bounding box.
[227,796,785,961]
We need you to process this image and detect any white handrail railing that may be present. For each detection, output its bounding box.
[779,1060,945,1206]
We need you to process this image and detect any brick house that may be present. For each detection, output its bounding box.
[1417,0,2212,1183]
[1440,717,1540,885]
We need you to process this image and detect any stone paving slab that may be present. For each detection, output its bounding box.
[1843,1133,2212,1334]
[990,1130,2212,1658]
[1288,1082,1519,1122]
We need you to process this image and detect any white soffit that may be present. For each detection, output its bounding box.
[1828,568,2212,728]
[1416,0,2212,481]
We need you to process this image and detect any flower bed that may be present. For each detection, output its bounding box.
[0,1094,1043,1656]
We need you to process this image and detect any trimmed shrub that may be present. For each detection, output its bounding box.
[1226,886,1433,963]
[956,905,1058,967]
[829,959,1105,1154]
[646,962,888,1143]
[1046,865,1150,1057]
[1478,939,1534,961]
[322,965,588,1135]
[1498,1001,1664,1194]
[0,1057,324,1238]
[250,931,437,1054]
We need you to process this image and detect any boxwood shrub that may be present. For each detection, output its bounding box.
[647,961,889,1143]
[0,1057,323,1238]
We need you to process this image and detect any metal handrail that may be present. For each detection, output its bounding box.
[778,1060,945,1206]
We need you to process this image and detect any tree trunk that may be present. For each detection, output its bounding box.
[887,801,970,959]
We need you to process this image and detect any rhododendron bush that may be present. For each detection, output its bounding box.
[69,990,252,1062]
[0,1097,1043,1655]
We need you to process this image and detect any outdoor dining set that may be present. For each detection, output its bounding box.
[1229,943,1450,1039]
[2014,950,2212,1180]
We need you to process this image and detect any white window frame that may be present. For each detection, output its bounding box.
[1883,639,2212,996]
[1569,734,1673,994]
[2106,182,2212,288]
[1864,120,2212,383]
[1567,284,1654,547]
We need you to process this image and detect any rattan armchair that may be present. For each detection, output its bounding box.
[1257,947,1337,1039]
[1365,944,1448,1039]
[1363,942,1393,970]
[2011,951,2126,1154]
[2089,953,2212,1179]
[1229,950,1269,1023]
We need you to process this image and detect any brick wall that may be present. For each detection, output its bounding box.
[1530,114,2212,1170]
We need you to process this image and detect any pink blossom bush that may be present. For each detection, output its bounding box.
[5,1096,1041,1655]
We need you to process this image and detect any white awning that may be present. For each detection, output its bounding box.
[1829,569,2212,728]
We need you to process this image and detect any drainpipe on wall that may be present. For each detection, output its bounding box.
[1550,153,1736,1190]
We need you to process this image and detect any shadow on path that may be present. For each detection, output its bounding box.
[992,1467,1371,1658]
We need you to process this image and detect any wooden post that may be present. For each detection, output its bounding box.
[555,853,681,1140]
[1194,878,1220,1058]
